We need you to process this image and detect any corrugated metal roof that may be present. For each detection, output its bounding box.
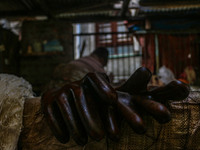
[137,3,200,17]
[140,3,200,12]
[139,0,200,6]
[0,0,120,18]
[0,0,200,21]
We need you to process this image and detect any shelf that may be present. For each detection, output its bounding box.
[20,51,66,57]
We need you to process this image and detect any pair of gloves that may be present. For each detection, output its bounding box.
[41,67,190,146]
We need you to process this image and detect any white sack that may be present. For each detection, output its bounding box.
[0,74,33,150]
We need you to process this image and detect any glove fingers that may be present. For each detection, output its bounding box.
[117,91,146,134]
[149,80,190,101]
[82,73,121,141]
[101,105,121,142]
[72,84,105,141]
[56,86,88,146]
[133,96,171,124]
[82,72,117,105]
[42,90,70,143]
[117,67,152,94]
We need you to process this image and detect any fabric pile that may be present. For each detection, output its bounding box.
[0,74,33,150]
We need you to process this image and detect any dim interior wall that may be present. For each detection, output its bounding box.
[20,55,70,94]
[20,20,73,95]
[21,20,73,56]
[0,27,20,75]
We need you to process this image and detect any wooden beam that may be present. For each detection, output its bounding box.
[35,0,54,19]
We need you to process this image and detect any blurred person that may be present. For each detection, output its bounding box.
[46,47,109,90]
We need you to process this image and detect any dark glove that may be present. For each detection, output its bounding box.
[117,67,190,124]
[41,67,190,146]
